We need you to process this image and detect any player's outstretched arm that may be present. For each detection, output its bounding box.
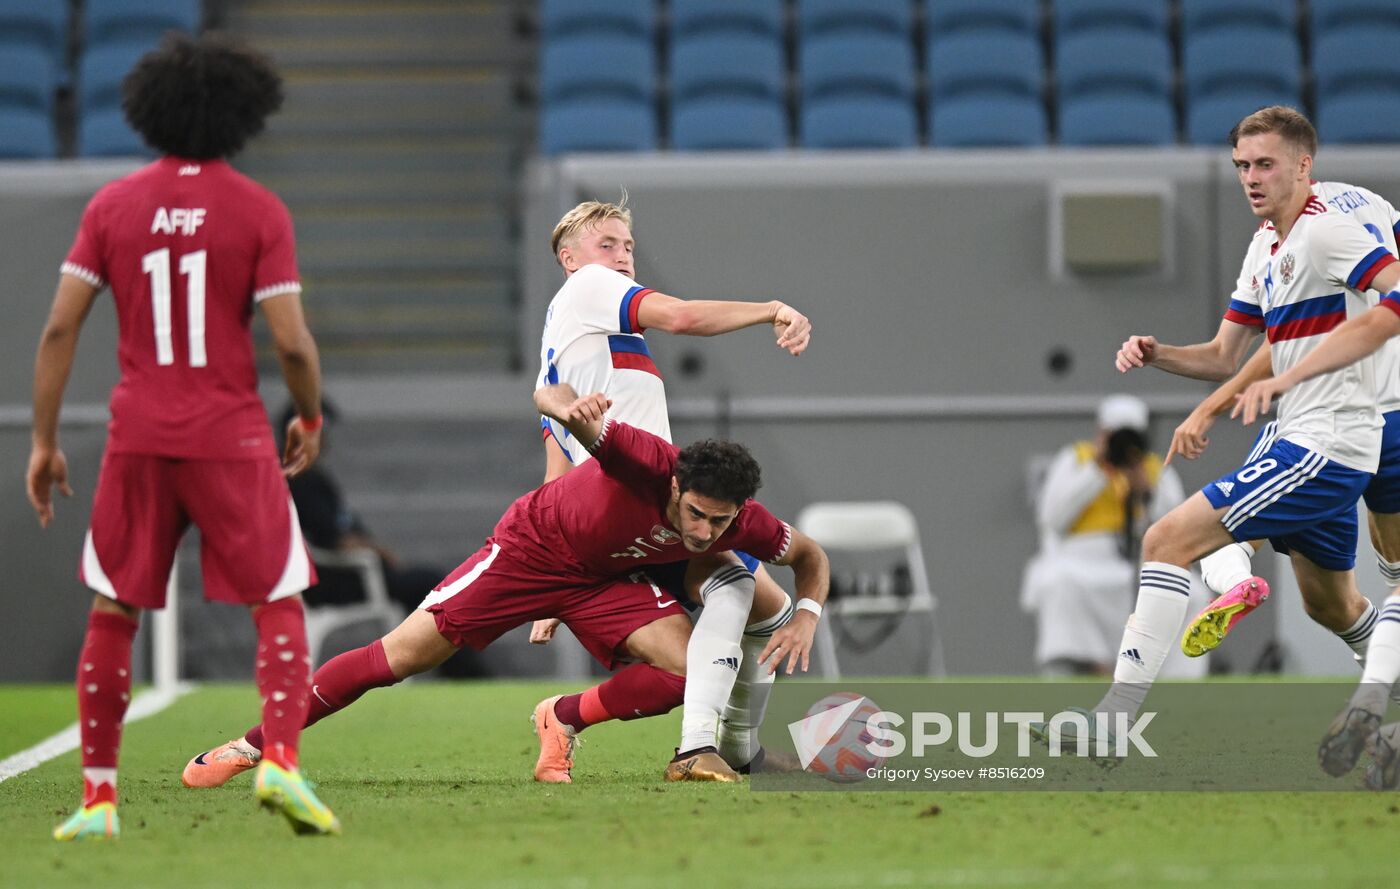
[28,274,100,527]
[637,294,811,356]
[758,529,830,675]
[1167,342,1274,464]
[534,384,612,450]
[1116,320,1256,381]
[1235,302,1400,424]
[260,294,323,477]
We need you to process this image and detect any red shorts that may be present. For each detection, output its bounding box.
[422,542,682,670]
[83,452,315,609]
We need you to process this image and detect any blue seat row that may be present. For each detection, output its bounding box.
[0,0,200,158]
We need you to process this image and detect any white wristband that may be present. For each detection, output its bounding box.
[795,598,822,618]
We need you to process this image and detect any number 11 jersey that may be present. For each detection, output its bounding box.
[62,156,301,460]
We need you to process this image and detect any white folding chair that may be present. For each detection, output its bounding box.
[795,501,944,679]
[302,545,402,665]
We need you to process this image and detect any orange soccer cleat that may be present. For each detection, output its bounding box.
[531,696,578,784]
[182,737,261,788]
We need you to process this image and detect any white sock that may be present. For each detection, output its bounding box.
[1379,556,1400,588]
[1198,541,1256,595]
[1338,600,1379,660]
[718,594,793,768]
[679,565,754,754]
[1360,595,1400,689]
[1098,562,1192,722]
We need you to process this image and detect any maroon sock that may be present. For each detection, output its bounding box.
[555,664,685,732]
[245,638,396,752]
[252,599,311,770]
[76,610,139,805]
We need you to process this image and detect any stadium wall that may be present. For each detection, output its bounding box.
[6,150,1400,680]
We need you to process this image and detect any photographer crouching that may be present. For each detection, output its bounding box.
[1020,396,1208,677]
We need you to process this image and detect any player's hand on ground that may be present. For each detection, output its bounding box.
[282,416,322,477]
[1165,409,1215,465]
[1232,378,1288,425]
[772,303,811,356]
[1115,335,1157,372]
[26,445,72,528]
[530,618,561,645]
[759,612,818,675]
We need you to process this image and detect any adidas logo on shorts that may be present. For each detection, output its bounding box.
[1214,480,1235,498]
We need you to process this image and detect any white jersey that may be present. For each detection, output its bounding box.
[1313,181,1400,413]
[536,263,671,464]
[1223,193,1395,472]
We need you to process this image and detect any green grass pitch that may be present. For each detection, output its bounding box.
[1,680,1395,888]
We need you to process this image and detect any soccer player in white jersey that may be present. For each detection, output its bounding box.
[1035,107,1400,765]
[1161,177,1400,663]
[528,199,816,783]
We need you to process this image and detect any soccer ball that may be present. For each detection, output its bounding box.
[798,691,886,783]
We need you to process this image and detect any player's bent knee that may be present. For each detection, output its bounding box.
[623,613,690,676]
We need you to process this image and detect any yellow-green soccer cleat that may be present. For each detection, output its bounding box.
[254,762,341,836]
[53,802,118,842]
[1181,578,1270,657]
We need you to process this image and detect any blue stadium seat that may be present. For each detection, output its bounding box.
[1310,0,1400,37]
[1187,91,1303,145]
[540,34,654,103]
[672,96,788,150]
[0,106,56,158]
[78,39,153,111]
[798,0,913,38]
[0,44,59,111]
[924,0,1040,38]
[928,31,1043,101]
[539,0,652,39]
[0,0,68,58]
[930,94,1048,147]
[85,0,200,45]
[540,97,657,154]
[1054,0,1169,36]
[1059,94,1177,145]
[670,33,785,102]
[801,31,916,101]
[800,95,918,148]
[1179,0,1294,38]
[669,0,785,39]
[1056,28,1172,101]
[1313,26,1400,102]
[78,106,149,156]
[1318,92,1400,144]
[1183,28,1302,101]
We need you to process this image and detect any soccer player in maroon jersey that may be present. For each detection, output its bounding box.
[28,33,339,840]
[180,385,831,788]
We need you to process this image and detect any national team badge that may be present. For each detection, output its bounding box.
[1279,253,1295,285]
[651,525,681,545]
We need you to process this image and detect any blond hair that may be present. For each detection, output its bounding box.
[1230,105,1318,157]
[551,198,632,263]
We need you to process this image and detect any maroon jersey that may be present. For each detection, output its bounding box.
[63,157,301,459]
[494,418,792,578]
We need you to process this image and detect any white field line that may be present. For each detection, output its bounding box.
[0,682,194,783]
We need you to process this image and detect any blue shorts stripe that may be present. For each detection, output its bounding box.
[1245,421,1278,463]
[1224,451,1327,531]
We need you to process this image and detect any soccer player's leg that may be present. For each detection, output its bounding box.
[59,454,180,840]
[1088,492,1234,729]
[547,577,703,782]
[676,553,754,759]
[183,541,495,789]
[721,572,800,773]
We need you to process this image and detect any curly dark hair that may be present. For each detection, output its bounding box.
[121,32,283,159]
[675,439,762,506]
